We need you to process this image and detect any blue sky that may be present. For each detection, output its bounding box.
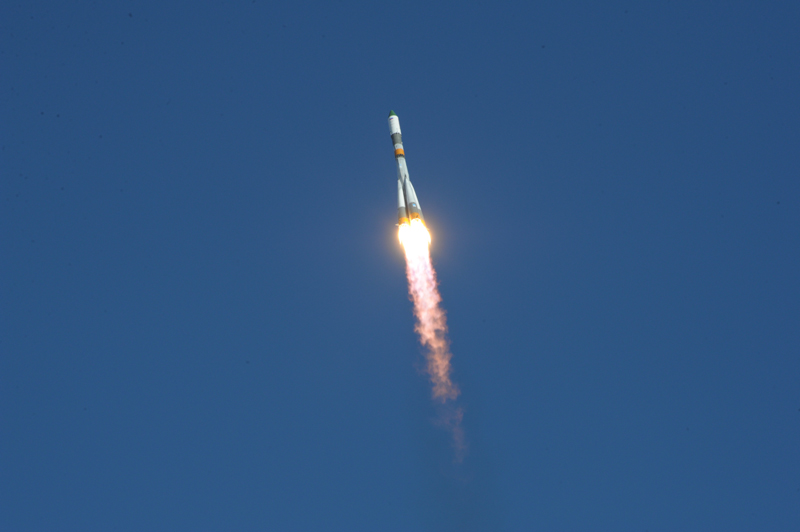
[3,2,799,530]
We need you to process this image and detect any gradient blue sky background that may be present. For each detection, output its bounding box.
[3,2,799,530]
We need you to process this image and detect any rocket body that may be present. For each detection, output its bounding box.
[389,111,425,226]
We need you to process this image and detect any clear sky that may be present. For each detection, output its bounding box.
[2,2,799,530]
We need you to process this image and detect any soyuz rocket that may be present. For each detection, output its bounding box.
[388,111,425,227]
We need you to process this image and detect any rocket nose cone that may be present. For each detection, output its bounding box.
[389,110,397,117]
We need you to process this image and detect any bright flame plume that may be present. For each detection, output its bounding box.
[400,219,466,460]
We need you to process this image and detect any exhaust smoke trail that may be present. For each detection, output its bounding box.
[400,219,466,461]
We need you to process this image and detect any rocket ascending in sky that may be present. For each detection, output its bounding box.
[389,111,464,459]
[389,111,426,229]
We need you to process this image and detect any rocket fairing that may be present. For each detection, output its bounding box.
[389,111,425,227]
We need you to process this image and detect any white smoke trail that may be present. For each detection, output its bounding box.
[400,220,466,460]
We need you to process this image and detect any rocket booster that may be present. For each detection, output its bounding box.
[389,111,425,227]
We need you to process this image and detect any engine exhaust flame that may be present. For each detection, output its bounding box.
[400,219,466,460]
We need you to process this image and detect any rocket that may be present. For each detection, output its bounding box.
[389,111,425,227]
